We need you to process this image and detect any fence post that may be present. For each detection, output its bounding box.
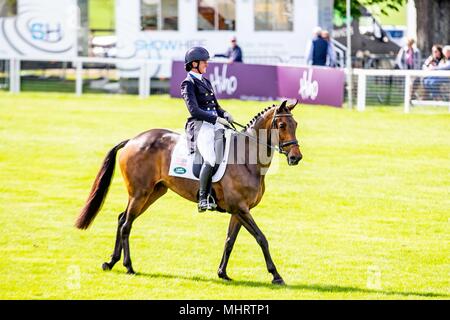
[16,58,20,93]
[139,62,151,99]
[145,62,151,98]
[9,58,20,93]
[356,72,366,111]
[75,60,83,96]
[404,74,411,113]
[138,63,145,98]
[9,58,14,93]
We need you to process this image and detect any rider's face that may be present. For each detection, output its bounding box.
[198,60,208,74]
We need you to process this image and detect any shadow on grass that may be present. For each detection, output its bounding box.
[111,270,448,298]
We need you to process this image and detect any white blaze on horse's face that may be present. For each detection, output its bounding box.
[276,102,302,166]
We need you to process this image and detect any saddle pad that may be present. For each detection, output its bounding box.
[168,129,232,182]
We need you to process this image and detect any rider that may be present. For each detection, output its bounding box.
[180,46,234,212]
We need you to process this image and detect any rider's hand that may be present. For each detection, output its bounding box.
[224,112,234,123]
[216,117,231,128]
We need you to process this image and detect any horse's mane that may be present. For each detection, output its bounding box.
[243,105,276,132]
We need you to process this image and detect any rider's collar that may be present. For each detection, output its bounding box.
[188,71,203,81]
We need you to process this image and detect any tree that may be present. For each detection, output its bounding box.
[414,0,450,53]
[334,0,450,53]
[334,0,406,19]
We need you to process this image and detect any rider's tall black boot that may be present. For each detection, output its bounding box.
[198,163,214,212]
[205,172,217,211]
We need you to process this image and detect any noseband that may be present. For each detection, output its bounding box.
[270,113,299,155]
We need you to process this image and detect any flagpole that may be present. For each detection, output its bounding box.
[346,0,353,109]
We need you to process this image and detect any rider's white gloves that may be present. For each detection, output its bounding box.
[224,112,234,123]
[216,117,232,128]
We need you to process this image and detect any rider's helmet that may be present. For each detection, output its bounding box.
[184,47,210,71]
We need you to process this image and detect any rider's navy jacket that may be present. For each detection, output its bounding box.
[181,74,225,124]
[181,74,227,154]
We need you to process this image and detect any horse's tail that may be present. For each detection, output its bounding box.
[75,139,129,230]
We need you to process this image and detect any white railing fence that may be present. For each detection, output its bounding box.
[0,56,172,98]
[351,68,450,112]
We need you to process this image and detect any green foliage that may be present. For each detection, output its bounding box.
[334,0,407,19]
[89,0,114,31]
[0,92,449,299]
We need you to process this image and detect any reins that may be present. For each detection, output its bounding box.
[225,112,299,155]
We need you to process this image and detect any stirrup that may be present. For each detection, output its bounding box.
[207,194,217,211]
[198,199,208,212]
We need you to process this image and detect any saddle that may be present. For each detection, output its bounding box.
[168,129,232,183]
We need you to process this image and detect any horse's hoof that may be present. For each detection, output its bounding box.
[272,278,286,285]
[102,262,111,271]
[218,273,233,281]
[126,269,136,275]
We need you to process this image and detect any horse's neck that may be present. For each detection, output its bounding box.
[244,111,275,173]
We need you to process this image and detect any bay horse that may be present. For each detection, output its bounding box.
[75,100,302,285]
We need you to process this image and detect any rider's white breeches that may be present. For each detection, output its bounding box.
[197,120,224,166]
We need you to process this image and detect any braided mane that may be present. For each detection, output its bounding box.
[243,104,276,131]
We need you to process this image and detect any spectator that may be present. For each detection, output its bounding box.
[423,45,448,98]
[430,45,450,70]
[305,26,335,67]
[395,38,421,69]
[422,45,446,69]
[321,30,337,67]
[215,36,243,63]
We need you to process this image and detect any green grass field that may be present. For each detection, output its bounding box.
[0,92,448,299]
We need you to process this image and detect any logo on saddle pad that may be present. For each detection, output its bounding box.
[173,167,187,174]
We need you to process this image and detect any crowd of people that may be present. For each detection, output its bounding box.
[395,39,450,99]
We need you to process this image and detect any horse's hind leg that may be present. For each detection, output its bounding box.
[121,183,168,274]
[102,211,126,271]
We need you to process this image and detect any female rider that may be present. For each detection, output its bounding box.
[180,47,234,212]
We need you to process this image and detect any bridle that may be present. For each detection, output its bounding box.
[270,112,299,155]
[230,111,299,156]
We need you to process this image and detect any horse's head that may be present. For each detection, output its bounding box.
[272,100,302,166]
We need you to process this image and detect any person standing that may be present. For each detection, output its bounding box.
[215,36,243,63]
[305,26,334,67]
[321,30,337,67]
[395,38,421,70]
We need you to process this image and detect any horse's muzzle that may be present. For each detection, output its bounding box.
[288,154,302,166]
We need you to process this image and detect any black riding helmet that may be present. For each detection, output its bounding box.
[184,47,210,71]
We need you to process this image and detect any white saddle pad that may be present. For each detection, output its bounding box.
[168,129,232,182]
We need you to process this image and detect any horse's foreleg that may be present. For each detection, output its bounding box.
[218,215,241,281]
[102,211,126,271]
[236,211,285,285]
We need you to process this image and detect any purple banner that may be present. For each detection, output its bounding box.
[170,61,345,107]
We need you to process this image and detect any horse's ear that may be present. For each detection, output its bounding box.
[287,99,299,111]
[277,100,288,112]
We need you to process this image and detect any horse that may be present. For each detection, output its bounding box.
[75,100,302,285]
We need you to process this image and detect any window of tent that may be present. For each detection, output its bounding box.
[140,0,178,31]
[198,0,235,31]
[0,0,17,17]
[254,0,293,31]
